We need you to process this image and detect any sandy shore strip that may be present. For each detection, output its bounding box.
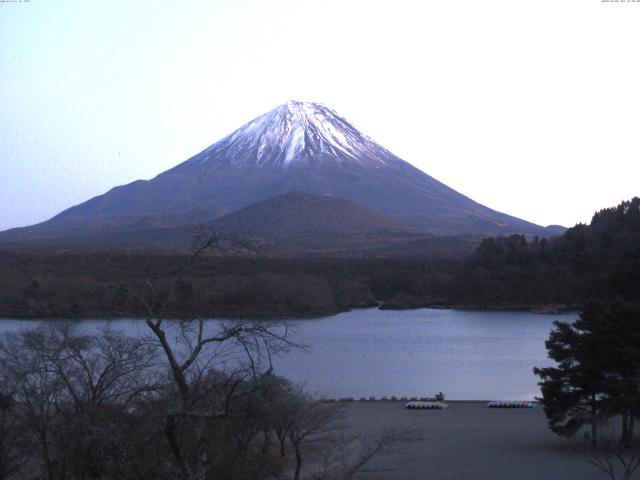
[339,401,604,480]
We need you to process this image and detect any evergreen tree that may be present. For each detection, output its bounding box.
[534,301,640,445]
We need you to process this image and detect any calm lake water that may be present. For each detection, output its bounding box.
[0,308,577,400]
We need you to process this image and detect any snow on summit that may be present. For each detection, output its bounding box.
[194,101,396,168]
[8,99,558,239]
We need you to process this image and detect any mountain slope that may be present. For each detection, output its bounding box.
[205,191,444,255]
[0,101,562,246]
[210,191,409,239]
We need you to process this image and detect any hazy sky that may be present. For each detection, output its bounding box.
[1,0,639,231]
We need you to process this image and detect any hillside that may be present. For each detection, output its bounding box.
[210,191,408,238]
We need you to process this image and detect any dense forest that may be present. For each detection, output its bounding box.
[456,197,640,308]
[0,198,638,319]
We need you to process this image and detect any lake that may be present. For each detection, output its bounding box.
[0,308,576,400]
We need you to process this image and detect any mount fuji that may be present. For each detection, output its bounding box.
[0,101,563,249]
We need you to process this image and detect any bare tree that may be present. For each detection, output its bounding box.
[0,390,25,480]
[286,392,343,480]
[585,429,640,480]
[0,322,159,480]
[1,328,68,480]
[252,374,299,459]
[260,381,417,480]
[122,236,298,480]
[25,322,158,411]
[310,427,418,480]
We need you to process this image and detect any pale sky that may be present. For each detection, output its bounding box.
[1,0,639,232]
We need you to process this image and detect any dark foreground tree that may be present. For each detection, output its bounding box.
[120,237,300,480]
[535,301,640,446]
[0,323,411,480]
[0,390,24,480]
[0,322,159,480]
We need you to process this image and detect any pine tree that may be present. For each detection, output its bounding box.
[534,301,640,445]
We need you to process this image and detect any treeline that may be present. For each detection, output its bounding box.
[1,197,638,318]
[0,252,459,318]
[455,197,640,308]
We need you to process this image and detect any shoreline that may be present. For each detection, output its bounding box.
[0,303,580,322]
[321,398,540,404]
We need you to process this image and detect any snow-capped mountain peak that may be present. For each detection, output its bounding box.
[3,100,560,242]
[194,100,395,168]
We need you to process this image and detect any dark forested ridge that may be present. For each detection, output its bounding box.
[455,197,640,309]
[0,252,460,318]
[0,198,637,319]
